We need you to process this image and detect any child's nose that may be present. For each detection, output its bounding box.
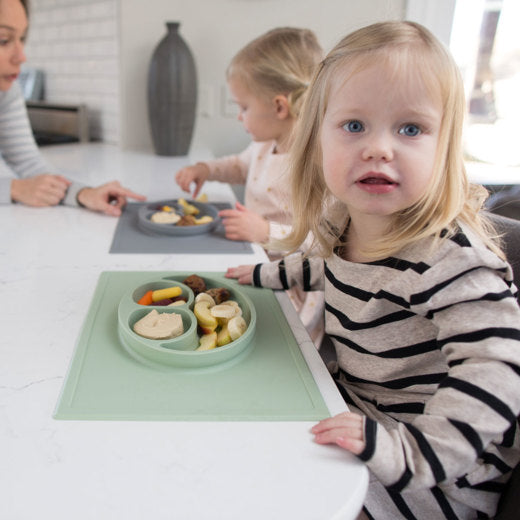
[361,133,394,162]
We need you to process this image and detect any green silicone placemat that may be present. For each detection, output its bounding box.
[54,271,330,421]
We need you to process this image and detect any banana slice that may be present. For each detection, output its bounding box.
[133,310,184,340]
[194,215,213,225]
[178,198,200,215]
[167,300,185,306]
[195,292,216,307]
[151,211,181,224]
[210,304,238,319]
[196,331,218,350]
[228,316,247,341]
[219,300,242,316]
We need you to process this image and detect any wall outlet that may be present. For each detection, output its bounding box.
[198,85,214,118]
[220,84,238,118]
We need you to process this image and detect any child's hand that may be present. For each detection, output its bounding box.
[225,265,255,285]
[175,162,210,199]
[218,202,270,243]
[311,412,366,455]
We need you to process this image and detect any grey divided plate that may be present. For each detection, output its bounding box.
[138,199,220,235]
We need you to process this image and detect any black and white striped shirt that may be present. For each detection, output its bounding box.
[254,224,520,519]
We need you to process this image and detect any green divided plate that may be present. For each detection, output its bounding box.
[54,271,330,421]
[118,274,257,368]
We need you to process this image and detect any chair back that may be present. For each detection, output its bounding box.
[486,212,520,303]
[488,213,520,518]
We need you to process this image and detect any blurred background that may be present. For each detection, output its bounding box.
[21,0,519,181]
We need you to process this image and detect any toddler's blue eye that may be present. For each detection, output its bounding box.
[343,120,363,133]
[399,124,421,136]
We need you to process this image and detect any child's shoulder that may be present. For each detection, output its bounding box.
[250,140,285,160]
[248,140,277,153]
[405,220,512,287]
[431,221,504,267]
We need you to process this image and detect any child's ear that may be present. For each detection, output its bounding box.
[273,95,291,120]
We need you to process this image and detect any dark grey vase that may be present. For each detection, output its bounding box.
[147,22,197,156]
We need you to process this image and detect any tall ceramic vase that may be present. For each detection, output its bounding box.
[147,22,197,156]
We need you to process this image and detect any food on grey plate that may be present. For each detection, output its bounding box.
[177,197,200,215]
[194,215,213,225]
[133,309,184,340]
[176,215,197,226]
[148,200,213,226]
[150,211,181,224]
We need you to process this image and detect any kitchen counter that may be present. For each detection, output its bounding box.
[0,143,368,520]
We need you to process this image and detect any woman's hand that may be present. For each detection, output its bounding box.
[218,202,270,243]
[311,411,366,455]
[77,181,146,216]
[225,264,255,285]
[175,162,210,199]
[11,174,71,206]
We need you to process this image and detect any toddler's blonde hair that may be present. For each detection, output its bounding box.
[283,20,501,259]
[226,27,323,118]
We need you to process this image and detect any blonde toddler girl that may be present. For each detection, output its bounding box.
[226,21,520,519]
[176,26,325,345]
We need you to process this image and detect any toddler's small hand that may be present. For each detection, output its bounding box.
[225,265,255,285]
[311,411,366,455]
[219,202,269,243]
[175,163,210,198]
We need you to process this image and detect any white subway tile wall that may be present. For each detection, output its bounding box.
[25,0,120,143]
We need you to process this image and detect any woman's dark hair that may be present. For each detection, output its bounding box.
[20,0,29,16]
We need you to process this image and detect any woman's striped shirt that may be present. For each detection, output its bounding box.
[0,81,83,205]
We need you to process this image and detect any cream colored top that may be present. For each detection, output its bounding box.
[205,140,292,241]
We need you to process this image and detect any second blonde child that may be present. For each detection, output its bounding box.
[176,27,325,345]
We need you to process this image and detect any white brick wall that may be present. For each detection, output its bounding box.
[24,0,120,144]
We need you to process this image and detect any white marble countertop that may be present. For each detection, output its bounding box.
[0,143,367,520]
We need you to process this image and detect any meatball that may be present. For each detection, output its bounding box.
[183,274,207,295]
[206,287,231,304]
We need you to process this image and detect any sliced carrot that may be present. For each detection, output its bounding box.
[138,290,153,305]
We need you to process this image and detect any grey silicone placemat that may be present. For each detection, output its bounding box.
[109,202,254,254]
[54,271,330,421]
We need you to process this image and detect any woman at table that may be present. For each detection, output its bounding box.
[0,0,145,216]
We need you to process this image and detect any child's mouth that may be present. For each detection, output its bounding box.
[357,174,397,193]
[360,177,393,185]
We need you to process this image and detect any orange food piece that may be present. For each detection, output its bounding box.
[138,290,153,305]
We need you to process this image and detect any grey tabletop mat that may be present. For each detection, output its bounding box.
[109,202,254,254]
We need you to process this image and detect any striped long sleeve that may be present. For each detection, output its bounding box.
[0,81,84,206]
[254,225,520,519]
